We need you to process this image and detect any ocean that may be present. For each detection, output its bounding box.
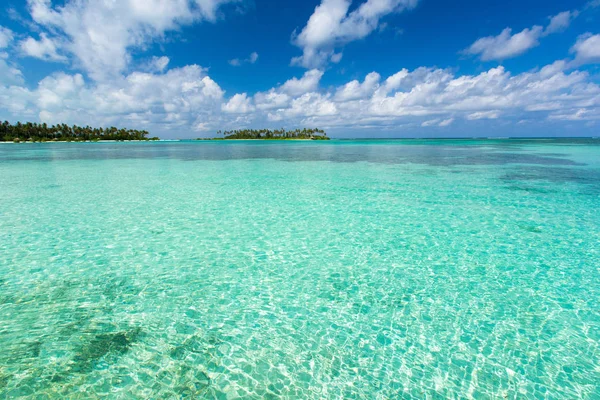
[1,139,599,398]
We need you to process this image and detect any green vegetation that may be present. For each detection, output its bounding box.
[0,121,159,142]
[204,128,329,140]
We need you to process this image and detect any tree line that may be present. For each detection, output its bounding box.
[211,128,329,140]
[0,121,159,142]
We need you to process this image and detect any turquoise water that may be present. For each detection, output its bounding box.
[0,139,599,399]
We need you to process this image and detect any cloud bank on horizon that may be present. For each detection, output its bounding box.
[0,0,599,138]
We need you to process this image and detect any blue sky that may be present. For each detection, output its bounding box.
[0,0,599,138]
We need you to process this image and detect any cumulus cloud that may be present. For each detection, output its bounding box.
[275,62,598,128]
[222,93,254,113]
[0,26,13,49]
[19,33,66,62]
[280,69,324,96]
[26,0,237,80]
[570,33,600,65]
[230,69,327,113]
[1,0,597,137]
[285,92,338,117]
[464,10,577,61]
[229,51,259,66]
[291,0,419,68]
[0,63,225,131]
[335,72,380,101]
[244,61,599,131]
[1,58,599,136]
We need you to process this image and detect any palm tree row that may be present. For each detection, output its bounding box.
[0,121,159,142]
[212,128,329,140]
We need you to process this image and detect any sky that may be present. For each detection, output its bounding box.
[0,0,599,138]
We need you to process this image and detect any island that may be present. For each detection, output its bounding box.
[200,128,330,140]
[0,121,159,142]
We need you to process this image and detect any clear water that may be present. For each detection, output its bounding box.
[0,139,599,399]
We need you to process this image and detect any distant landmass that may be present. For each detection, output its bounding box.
[0,121,159,142]
[199,128,329,140]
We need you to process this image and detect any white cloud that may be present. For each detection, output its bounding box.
[421,118,454,127]
[0,53,24,86]
[150,56,170,72]
[0,37,24,99]
[248,69,326,112]
[0,26,13,49]
[570,33,600,65]
[291,0,419,68]
[544,11,578,35]
[0,63,225,132]
[222,93,254,113]
[229,51,259,66]
[525,102,562,111]
[548,108,600,121]
[254,90,291,110]
[467,111,500,120]
[248,51,259,63]
[330,52,343,63]
[35,72,86,110]
[421,118,439,127]
[19,33,66,62]
[282,92,338,118]
[464,9,577,62]
[335,72,380,101]
[280,69,324,96]
[379,69,409,93]
[26,0,237,80]
[9,0,594,137]
[464,26,543,61]
[260,62,600,130]
[585,0,600,9]
[2,58,600,137]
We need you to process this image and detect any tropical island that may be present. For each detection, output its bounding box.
[0,121,159,142]
[200,128,330,140]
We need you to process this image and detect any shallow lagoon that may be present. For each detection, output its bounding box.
[1,139,599,398]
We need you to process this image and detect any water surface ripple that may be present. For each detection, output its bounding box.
[0,140,599,398]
